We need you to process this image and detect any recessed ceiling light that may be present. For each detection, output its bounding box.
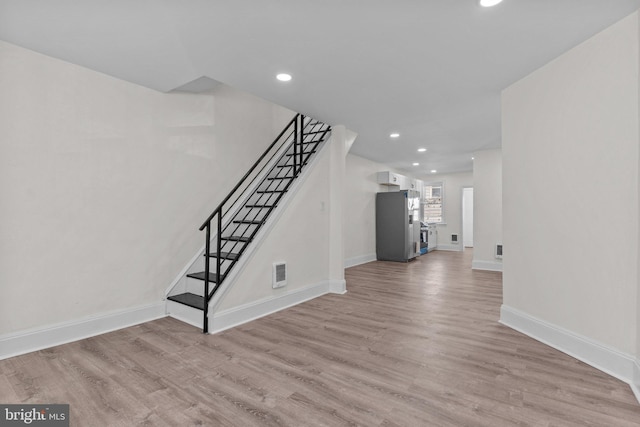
[390,133,400,138]
[431,170,437,174]
[471,157,475,160]
[276,73,292,82]
[413,163,420,166]
[480,0,503,7]
[417,148,427,152]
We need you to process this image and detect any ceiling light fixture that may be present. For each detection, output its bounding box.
[417,148,427,152]
[276,73,292,82]
[480,0,503,7]
[413,163,420,166]
[431,170,437,174]
[390,133,400,138]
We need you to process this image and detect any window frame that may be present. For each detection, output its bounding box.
[422,181,445,224]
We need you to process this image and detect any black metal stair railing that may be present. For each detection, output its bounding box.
[190,114,330,333]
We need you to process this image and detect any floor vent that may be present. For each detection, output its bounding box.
[273,262,287,288]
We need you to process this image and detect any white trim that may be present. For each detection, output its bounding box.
[209,280,344,334]
[329,279,347,294]
[500,305,637,395]
[0,302,166,360]
[472,259,503,272]
[164,247,202,295]
[434,244,463,252]
[345,253,376,268]
[632,360,640,404]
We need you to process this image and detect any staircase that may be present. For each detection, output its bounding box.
[167,114,331,333]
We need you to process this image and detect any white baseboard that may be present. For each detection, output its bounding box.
[434,244,463,252]
[500,304,638,402]
[345,253,376,268]
[210,280,344,334]
[633,360,640,404]
[330,279,347,294]
[0,302,166,360]
[472,259,503,272]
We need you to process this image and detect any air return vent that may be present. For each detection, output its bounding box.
[272,262,287,288]
[495,244,503,259]
[451,234,458,243]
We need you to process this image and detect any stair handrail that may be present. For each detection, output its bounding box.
[199,113,300,231]
[198,113,307,333]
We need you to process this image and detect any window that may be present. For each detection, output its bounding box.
[423,182,443,223]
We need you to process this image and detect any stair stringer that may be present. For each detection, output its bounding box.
[204,133,333,328]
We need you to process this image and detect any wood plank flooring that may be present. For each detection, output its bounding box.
[2,250,640,426]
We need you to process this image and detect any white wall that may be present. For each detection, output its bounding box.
[343,154,384,266]
[420,172,473,251]
[216,141,332,310]
[0,40,294,336]
[472,149,502,271]
[502,12,639,356]
[215,126,353,313]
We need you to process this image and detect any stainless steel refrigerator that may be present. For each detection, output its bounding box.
[376,190,421,262]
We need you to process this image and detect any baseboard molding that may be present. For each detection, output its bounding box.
[329,279,347,294]
[632,360,640,404]
[345,253,376,268]
[500,305,637,401]
[210,280,344,334]
[0,302,166,361]
[472,259,503,272]
[434,244,463,252]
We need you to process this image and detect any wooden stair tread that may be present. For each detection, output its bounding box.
[167,292,204,310]
[222,236,252,242]
[187,271,220,283]
[232,219,263,224]
[207,252,240,260]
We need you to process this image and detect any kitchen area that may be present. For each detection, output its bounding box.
[375,171,439,262]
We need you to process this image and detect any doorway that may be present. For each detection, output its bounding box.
[462,187,474,248]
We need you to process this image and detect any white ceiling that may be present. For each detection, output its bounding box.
[1,0,639,174]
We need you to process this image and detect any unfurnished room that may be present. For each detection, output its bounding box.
[2,1,640,425]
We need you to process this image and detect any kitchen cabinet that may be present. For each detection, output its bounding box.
[377,172,422,196]
[377,171,402,186]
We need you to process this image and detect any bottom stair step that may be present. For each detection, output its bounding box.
[167,292,204,310]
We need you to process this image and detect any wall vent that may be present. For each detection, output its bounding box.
[272,262,287,288]
[495,244,503,259]
[451,234,458,243]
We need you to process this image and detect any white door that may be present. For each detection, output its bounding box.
[462,187,474,247]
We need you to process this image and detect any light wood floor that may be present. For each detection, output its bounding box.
[2,250,640,426]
